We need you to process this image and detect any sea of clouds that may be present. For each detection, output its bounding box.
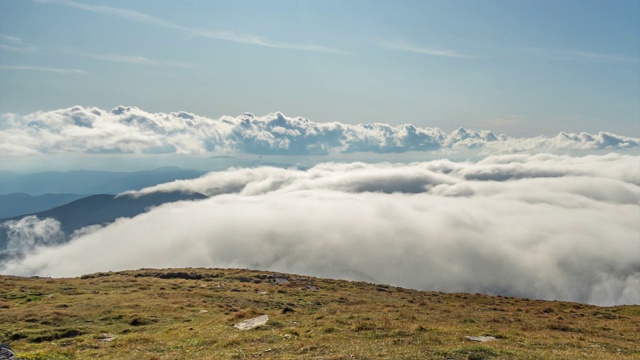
[1,153,638,306]
[1,106,638,157]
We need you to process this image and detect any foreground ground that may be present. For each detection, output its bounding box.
[1,268,638,359]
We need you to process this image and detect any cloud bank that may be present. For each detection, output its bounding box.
[2,153,638,306]
[1,106,638,157]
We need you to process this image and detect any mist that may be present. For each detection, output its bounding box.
[1,153,638,306]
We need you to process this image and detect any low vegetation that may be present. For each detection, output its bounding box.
[1,268,638,359]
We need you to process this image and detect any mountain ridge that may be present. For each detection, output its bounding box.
[1,267,638,359]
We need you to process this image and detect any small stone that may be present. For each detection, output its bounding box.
[465,336,497,342]
[96,333,117,342]
[199,309,208,314]
[233,314,269,330]
[0,343,18,360]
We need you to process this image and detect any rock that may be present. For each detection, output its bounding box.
[465,336,497,342]
[233,315,269,330]
[199,309,208,314]
[96,333,117,342]
[274,277,289,285]
[0,343,17,360]
[281,306,295,314]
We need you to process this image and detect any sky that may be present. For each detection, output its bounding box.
[1,0,639,137]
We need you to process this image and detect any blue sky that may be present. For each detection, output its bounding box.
[0,0,638,136]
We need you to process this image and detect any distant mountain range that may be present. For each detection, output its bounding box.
[0,167,205,195]
[0,190,207,262]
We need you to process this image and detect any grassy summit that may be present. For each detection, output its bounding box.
[1,268,638,359]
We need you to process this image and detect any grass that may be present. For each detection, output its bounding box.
[1,267,638,359]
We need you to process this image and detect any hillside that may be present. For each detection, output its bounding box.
[1,191,207,234]
[0,268,638,359]
[0,191,207,259]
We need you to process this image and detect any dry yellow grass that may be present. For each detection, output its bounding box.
[1,268,638,359]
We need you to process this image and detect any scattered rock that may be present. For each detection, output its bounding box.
[0,343,18,360]
[465,336,497,342]
[199,310,208,314]
[96,333,116,342]
[306,286,319,291]
[233,315,269,330]
[274,277,289,285]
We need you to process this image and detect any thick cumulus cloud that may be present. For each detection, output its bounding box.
[2,153,638,306]
[1,106,638,157]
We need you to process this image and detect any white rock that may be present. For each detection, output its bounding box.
[465,336,497,342]
[233,314,269,330]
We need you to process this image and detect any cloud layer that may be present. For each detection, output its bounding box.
[1,106,638,157]
[2,153,638,306]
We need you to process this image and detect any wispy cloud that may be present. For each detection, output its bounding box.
[570,51,639,63]
[73,51,196,68]
[526,48,639,63]
[382,41,474,59]
[35,0,176,28]
[0,65,85,74]
[0,34,22,43]
[0,34,36,53]
[191,29,346,54]
[38,0,344,54]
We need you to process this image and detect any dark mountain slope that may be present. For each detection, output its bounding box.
[0,191,207,253]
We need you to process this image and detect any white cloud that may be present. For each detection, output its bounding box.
[0,44,36,53]
[0,216,65,260]
[525,47,640,63]
[71,51,197,68]
[36,0,177,28]
[2,154,638,306]
[0,34,22,43]
[79,53,159,65]
[39,0,344,54]
[0,66,85,74]
[0,34,36,53]
[382,41,474,59]
[0,106,637,157]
